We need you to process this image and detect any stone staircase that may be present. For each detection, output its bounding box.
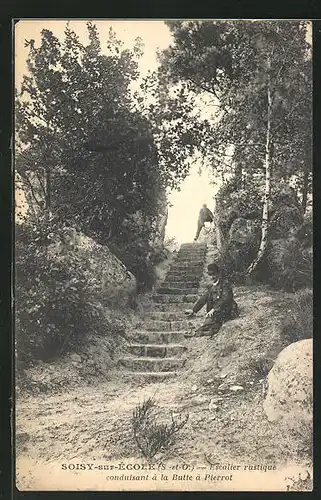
[118,243,207,381]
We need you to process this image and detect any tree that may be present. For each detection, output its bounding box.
[156,20,312,273]
[16,22,166,288]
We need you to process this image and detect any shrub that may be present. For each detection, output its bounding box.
[244,356,274,379]
[215,179,262,239]
[280,288,313,344]
[267,237,312,292]
[15,216,126,366]
[269,205,303,239]
[215,178,309,287]
[220,236,259,284]
[132,397,189,459]
[107,211,159,294]
[269,184,304,239]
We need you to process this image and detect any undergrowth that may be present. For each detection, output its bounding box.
[131,397,189,459]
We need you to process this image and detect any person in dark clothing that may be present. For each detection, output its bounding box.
[194,204,214,241]
[184,263,239,338]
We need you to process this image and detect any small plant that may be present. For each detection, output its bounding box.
[245,356,274,379]
[267,237,312,292]
[280,288,313,344]
[292,420,313,461]
[286,471,313,492]
[131,397,189,459]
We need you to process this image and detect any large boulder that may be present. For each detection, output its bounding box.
[263,339,313,427]
[48,228,136,308]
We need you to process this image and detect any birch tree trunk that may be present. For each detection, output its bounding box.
[213,195,224,255]
[46,170,51,210]
[301,167,309,214]
[247,70,273,275]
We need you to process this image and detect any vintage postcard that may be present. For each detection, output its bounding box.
[14,19,313,492]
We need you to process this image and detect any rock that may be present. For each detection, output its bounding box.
[220,373,228,378]
[191,384,198,392]
[263,339,312,426]
[70,353,82,363]
[208,400,219,411]
[194,395,207,404]
[206,378,214,384]
[229,385,244,392]
[211,396,223,402]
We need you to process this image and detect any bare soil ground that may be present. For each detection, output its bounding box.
[15,284,313,492]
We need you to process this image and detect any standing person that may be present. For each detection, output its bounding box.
[194,204,214,241]
[184,263,239,338]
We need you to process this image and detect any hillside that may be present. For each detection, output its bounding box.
[15,245,313,492]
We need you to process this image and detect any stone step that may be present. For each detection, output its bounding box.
[118,356,186,372]
[142,319,195,331]
[177,251,206,255]
[170,260,204,269]
[145,311,200,321]
[131,330,186,344]
[161,280,200,288]
[178,246,207,251]
[166,272,203,281]
[121,371,178,381]
[145,311,187,320]
[170,264,204,272]
[174,258,204,264]
[176,256,206,262]
[144,303,197,312]
[180,243,207,249]
[173,259,204,263]
[168,270,203,277]
[157,286,199,295]
[125,343,187,357]
[153,294,199,303]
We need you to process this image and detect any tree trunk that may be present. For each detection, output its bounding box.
[46,170,51,210]
[154,207,168,246]
[247,73,273,275]
[213,196,224,254]
[301,167,309,214]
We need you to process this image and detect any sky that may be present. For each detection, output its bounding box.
[15,19,217,242]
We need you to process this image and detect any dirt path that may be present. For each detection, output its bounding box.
[15,285,312,491]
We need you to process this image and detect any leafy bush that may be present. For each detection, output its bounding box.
[220,236,259,284]
[16,23,167,298]
[269,205,303,239]
[267,237,312,292]
[280,288,313,344]
[15,216,127,366]
[216,178,309,287]
[215,178,262,239]
[107,210,168,294]
[269,184,304,239]
[132,397,189,459]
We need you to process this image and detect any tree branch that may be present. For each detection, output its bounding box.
[18,172,43,209]
[35,170,47,199]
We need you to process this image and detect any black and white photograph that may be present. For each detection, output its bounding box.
[14,19,313,492]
